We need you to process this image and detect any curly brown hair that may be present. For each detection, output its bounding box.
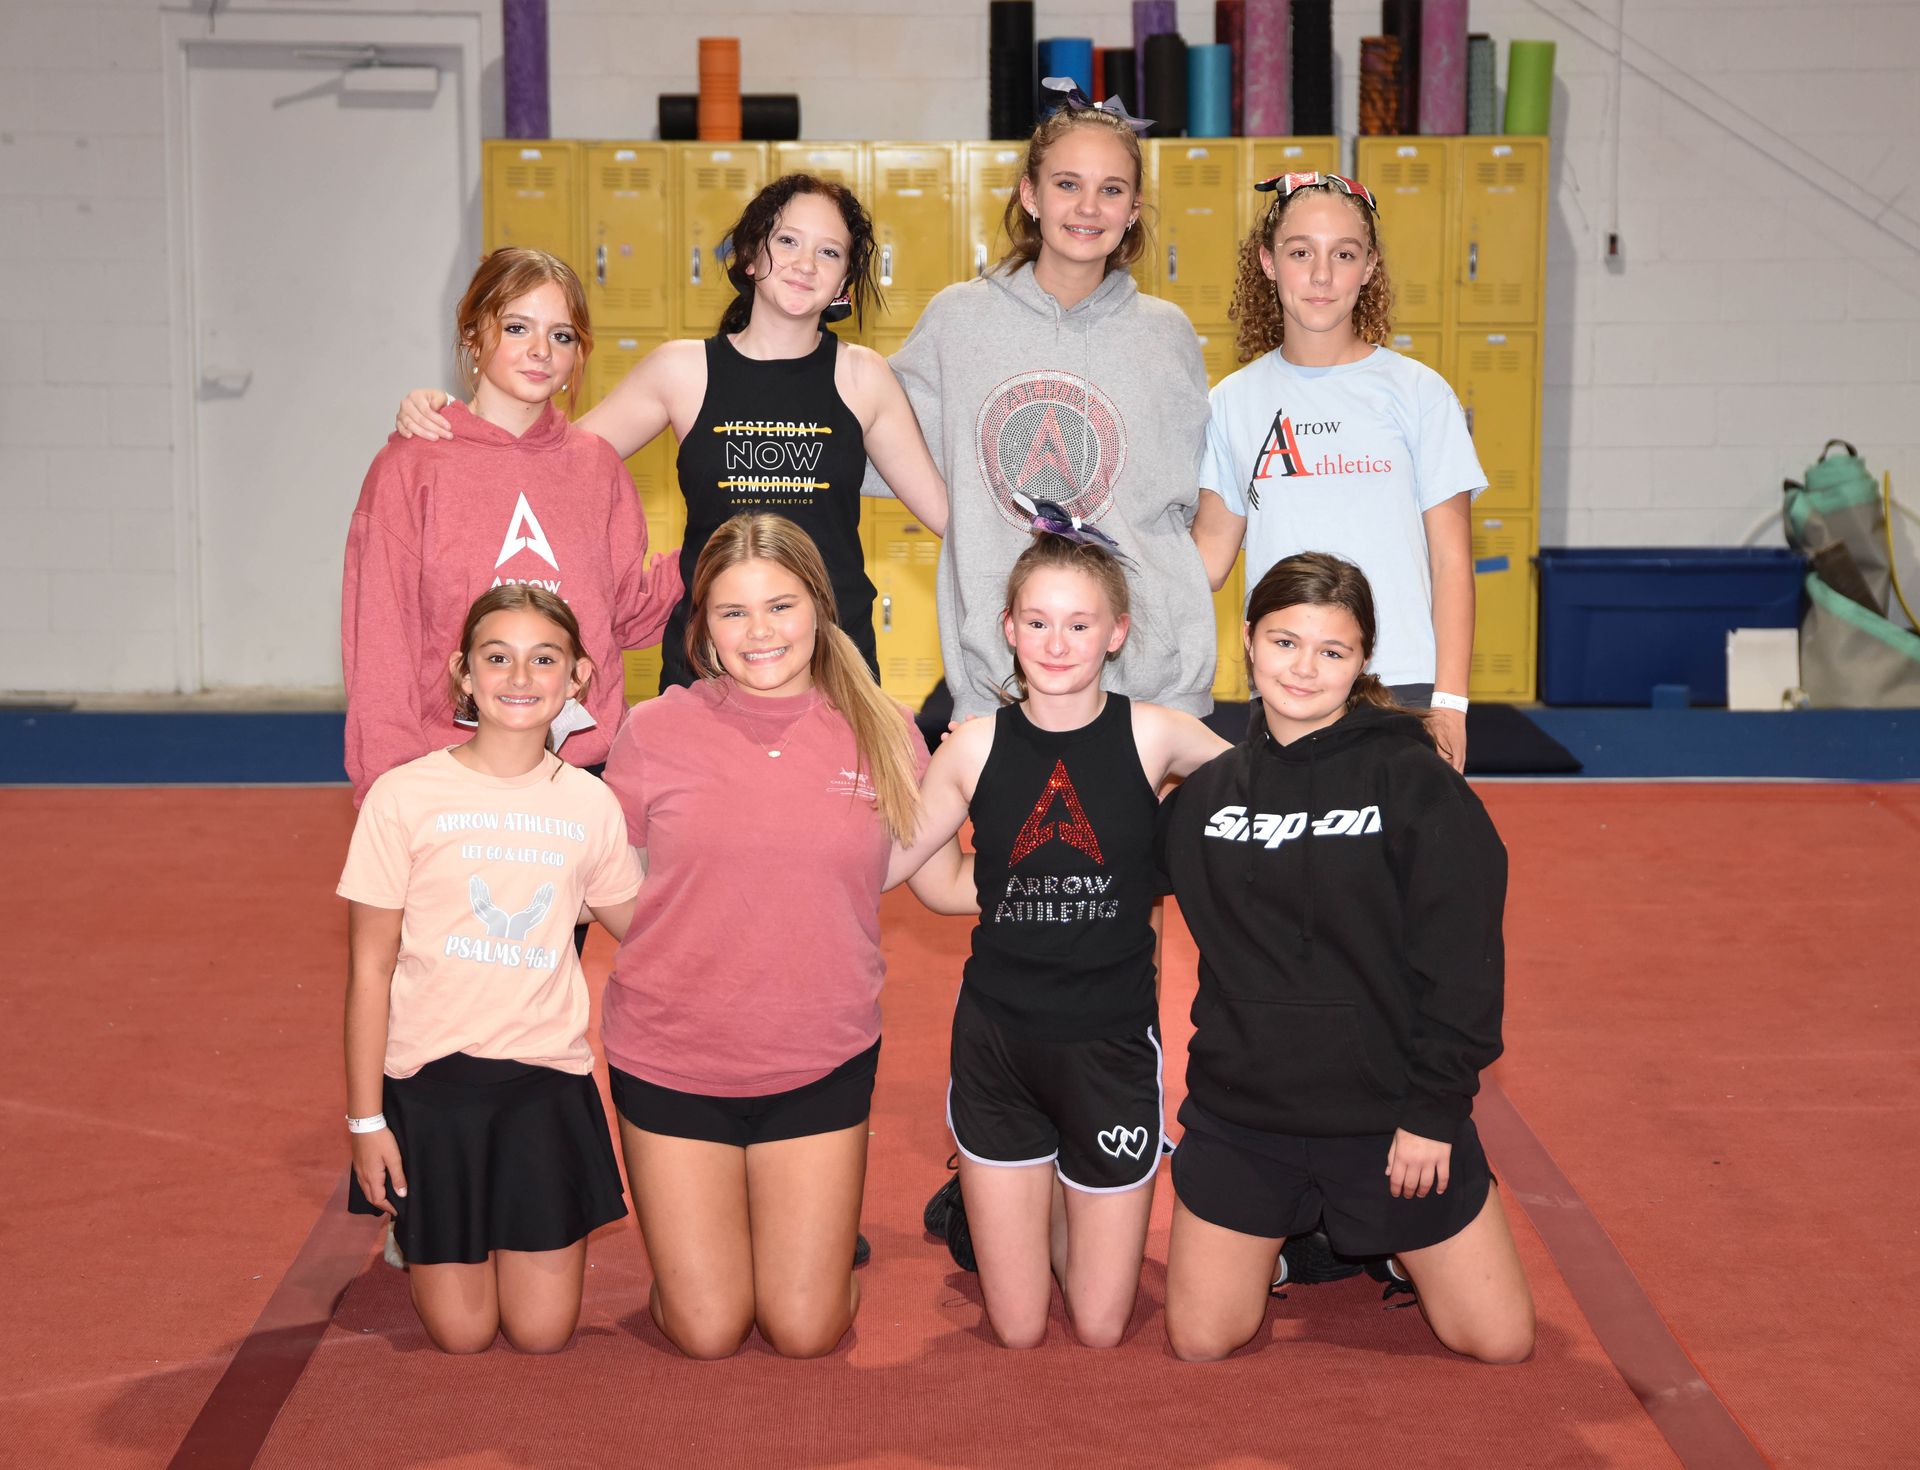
[995,109,1151,278]
[1228,188,1393,364]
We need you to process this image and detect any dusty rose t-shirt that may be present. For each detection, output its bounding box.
[601,679,929,1096]
[339,749,641,1078]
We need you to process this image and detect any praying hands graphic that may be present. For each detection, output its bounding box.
[468,876,555,940]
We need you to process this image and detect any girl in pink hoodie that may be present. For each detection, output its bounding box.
[342,248,681,802]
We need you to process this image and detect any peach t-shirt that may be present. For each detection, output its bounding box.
[339,749,640,1078]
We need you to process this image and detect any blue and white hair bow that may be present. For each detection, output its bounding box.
[1012,492,1128,557]
[1041,76,1154,135]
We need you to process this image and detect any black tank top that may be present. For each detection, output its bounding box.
[664,329,876,689]
[964,695,1159,1040]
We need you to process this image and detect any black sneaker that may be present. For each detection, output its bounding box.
[1270,1229,1364,1296]
[1363,1255,1419,1308]
[922,1156,976,1273]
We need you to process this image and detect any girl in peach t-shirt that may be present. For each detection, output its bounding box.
[339,584,641,1354]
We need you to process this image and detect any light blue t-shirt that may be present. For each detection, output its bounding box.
[1200,346,1485,688]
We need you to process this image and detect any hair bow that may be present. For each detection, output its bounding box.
[1041,76,1155,135]
[1012,493,1128,556]
[1253,170,1379,214]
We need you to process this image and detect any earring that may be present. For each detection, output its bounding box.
[1029,210,1040,222]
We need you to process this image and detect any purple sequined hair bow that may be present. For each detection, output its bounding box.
[1013,493,1128,558]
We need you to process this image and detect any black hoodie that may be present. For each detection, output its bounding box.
[1159,702,1507,1141]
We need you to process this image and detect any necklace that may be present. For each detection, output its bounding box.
[723,682,819,759]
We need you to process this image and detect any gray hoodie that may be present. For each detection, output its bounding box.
[870,262,1216,720]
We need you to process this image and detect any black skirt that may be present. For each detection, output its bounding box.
[348,1053,628,1265]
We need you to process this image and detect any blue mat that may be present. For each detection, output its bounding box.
[1527,708,1920,781]
[2,706,1915,785]
[1,710,349,785]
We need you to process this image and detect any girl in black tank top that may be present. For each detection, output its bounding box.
[888,514,1229,1350]
[666,329,875,689]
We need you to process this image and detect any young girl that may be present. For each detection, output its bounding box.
[394,176,949,691]
[868,82,1218,722]
[1190,173,1485,769]
[599,514,930,1359]
[340,585,641,1354]
[342,247,680,802]
[1157,552,1534,1364]
[895,509,1228,1349]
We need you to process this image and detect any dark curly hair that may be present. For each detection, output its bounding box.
[1229,186,1394,364]
[718,174,882,334]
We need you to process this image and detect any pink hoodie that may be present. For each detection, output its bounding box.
[342,402,681,802]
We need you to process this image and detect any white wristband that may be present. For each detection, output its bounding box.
[1429,691,1470,713]
[346,1113,388,1134]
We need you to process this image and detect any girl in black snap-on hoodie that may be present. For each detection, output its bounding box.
[1158,552,1535,1364]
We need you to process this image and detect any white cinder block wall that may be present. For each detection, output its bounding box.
[5,0,1919,694]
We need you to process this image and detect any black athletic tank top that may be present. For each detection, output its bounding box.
[964,695,1159,1040]
[664,329,876,689]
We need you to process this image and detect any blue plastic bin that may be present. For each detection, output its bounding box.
[1538,547,1806,706]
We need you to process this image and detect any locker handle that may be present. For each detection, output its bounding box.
[881,594,893,632]
[975,241,987,276]
[880,243,894,287]
[690,246,702,286]
[1167,243,1177,281]
[1464,406,1475,436]
[595,243,607,286]
[1467,241,1478,283]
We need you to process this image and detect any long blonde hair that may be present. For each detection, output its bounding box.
[996,109,1151,278]
[687,515,919,841]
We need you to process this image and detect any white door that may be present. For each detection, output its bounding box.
[188,37,471,692]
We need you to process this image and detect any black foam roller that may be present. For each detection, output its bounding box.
[741,94,800,140]
[1382,0,1421,135]
[990,0,1037,139]
[1143,32,1188,139]
[1102,47,1137,113]
[659,92,697,141]
[1290,0,1333,135]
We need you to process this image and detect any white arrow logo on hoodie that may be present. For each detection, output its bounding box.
[494,493,559,570]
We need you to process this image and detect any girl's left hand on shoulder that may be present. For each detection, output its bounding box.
[1386,1128,1452,1199]
[1430,707,1467,773]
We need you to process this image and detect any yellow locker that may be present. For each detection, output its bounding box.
[865,498,943,704]
[1469,511,1536,701]
[772,142,866,196]
[1387,330,1446,376]
[868,144,958,336]
[1451,330,1539,514]
[1356,138,1448,327]
[672,143,768,336]
[1151,140,1243,324]
[1193,327,1243,386]
[622,646,665,705]
[1211,552,1248,703]
[584,335,682,547]
[1454,139,1547,326]
[583,144,671,332]
[961,142,1026,280]
[1241,138,1342,237]
[483,141,583,271]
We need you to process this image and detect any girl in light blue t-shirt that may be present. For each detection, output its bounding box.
[1192,173,1486,769]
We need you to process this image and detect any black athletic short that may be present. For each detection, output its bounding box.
[608,1038,879,1148]
[1172,1098,1491,1257]
[947,984,1165,1193]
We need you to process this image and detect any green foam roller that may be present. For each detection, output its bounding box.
[1504,39,1555,134]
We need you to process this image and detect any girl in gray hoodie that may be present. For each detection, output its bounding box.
[869,87,1218,721]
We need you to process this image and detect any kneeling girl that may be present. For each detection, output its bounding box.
[1157,552,1533,1363]
[902,510,1228,1348]
[340,585,640,1354]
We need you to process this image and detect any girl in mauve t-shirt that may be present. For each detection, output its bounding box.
[339,584,640,1354]
[600,513,932,1360]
